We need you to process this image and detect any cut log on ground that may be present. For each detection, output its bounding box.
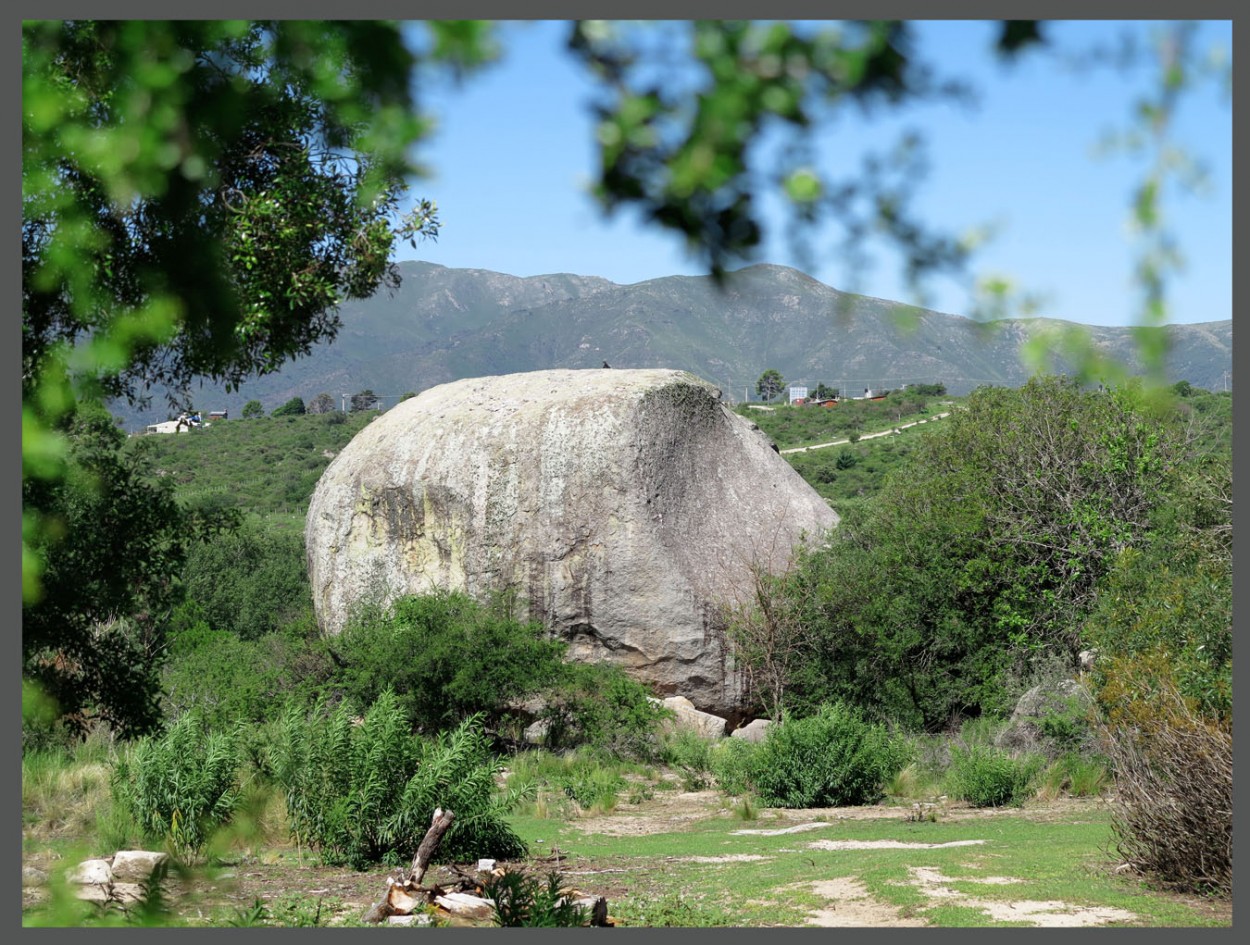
[360,808,614,927]
[434,892,496,921]
[361,808,456,924]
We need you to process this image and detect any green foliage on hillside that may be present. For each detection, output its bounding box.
[22,404,233,738]
[736,388,946,450]
[731,377,1230,731]
[330,592,568,734]
[785,429,941,503]
[129,411,376,516]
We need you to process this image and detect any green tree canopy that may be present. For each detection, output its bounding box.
[756,369,786,401]
[272,396,307,417]
[307,392,337,415]
[21,20,470,603]
[349,389,380,412]
[769,377,1188,729]
[241,399,264,419]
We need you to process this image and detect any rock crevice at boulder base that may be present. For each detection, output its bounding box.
[306,368,838,718]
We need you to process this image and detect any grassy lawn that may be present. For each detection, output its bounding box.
[504,798,1227,927]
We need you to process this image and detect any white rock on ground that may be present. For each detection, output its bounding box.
[730,718,773,743]
[657,696,729,739]
[306,369,837,719]
[110,851,169,883]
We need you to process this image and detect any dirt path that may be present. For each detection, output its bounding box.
[778,412,950,455]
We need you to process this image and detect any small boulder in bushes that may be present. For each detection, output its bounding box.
[656,696,728,740]
[996,679,1094,758]
[730,719,773,743]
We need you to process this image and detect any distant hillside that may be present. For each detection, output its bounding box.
[109,261,1232,430]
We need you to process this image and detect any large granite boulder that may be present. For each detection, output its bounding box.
[306,368,838,719]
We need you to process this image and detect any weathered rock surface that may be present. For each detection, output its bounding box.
[110,851,169,883]
[730,719,774,743]
[306,368,838,719]
[656,696,729,739]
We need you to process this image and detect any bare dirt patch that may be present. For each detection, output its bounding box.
[730,822,833,836]
[574,789,727,836]
[676,854,771,864]
[809,839,985,851]
[906,865,1138,927]
[805,878,926,927]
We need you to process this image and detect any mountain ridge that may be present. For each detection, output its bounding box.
[110,261,1232,429]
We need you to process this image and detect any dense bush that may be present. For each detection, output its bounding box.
[660,730,715,790]
[331,592,567,734]
[111,712,241,857]
[178,516,312,641]
[160,618,334,729]
[738,377,1185,730]
[945,744,1042,807]
[271,692,526,869]
[747,703,909,808]
[1099,672,1231,895]
[709,737,760,796]
[539,663,671,761]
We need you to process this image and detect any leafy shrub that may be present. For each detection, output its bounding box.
[540,663,670,760]
[1035,695,1097,755]
[161,624,275,729]
[748,703,910,808]
[111,712,241,857]
[483,870,588,927]
[1035,752,1109,800]
[271,692,526,869]
[178,516,312,641]
[660,730,714,790]
[945,744,1042,807]
[161,615,336,730]
[709,737,760,796]
[332,592,566,733]
[556,764,625,813]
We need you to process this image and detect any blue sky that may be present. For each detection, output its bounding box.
[396,20,1231,327]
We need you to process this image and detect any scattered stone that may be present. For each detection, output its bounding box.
[22,866,48,887]
[69,859,113,885]
[387,914,432,926]
[658,696,728,739]
[110,851,169,883]
[76,883,146,904]
[730,719,773,743]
